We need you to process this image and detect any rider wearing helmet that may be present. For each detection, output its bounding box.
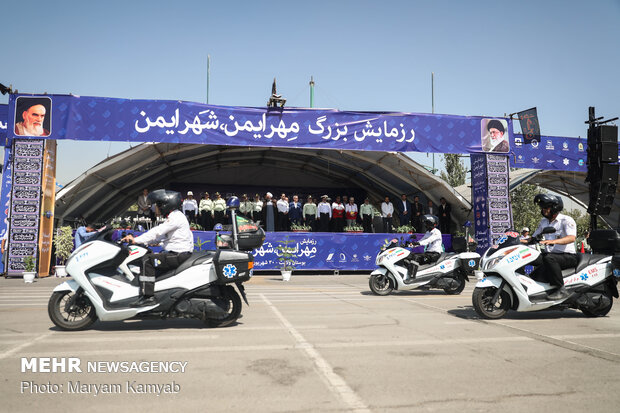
[122,189,194,307]
[528,194,577,300]
[405,214,443,281]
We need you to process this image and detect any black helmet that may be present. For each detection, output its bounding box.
[533,193,563,216]
[422,214,439,229]
[147,189,182,216]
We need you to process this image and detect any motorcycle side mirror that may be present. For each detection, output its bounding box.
[542,226,556,234]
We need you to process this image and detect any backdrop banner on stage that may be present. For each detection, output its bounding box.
[0,104,7,140]
[7,94,512,155]
[119,230,453,271]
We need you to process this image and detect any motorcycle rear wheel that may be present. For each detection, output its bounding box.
[472,287,510,319]
[443,272,466,295]
[581,290,613,317]
[369,274,394,296]
[205,286,242,328]
[48,290,97,331]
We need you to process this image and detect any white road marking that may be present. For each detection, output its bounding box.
[260,293,371,413]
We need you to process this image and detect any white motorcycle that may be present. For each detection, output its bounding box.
[472,228,620,319]
[48,209,265,331]
[369,236,481,295]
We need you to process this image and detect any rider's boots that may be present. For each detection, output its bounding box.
[405,260,419,282]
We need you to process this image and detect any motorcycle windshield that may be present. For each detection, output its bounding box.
[485,231,521,256]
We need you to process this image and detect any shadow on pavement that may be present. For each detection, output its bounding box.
[448,307,588,320]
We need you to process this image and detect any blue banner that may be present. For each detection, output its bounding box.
[8,94,510,155]
[119,230,453,271]
[471,154,490,254]
[0,143,12,273]
[510,133,595,172]
[0,104,7,140]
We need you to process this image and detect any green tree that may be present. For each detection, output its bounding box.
[510,184,543,232]
[440,154,467,187]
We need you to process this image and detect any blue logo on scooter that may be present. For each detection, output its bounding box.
[223,264,237,278]
[614,269,620,278]
[580,274,589,281]
[468,260,475,267]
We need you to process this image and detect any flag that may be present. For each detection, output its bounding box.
[517,107,540,145]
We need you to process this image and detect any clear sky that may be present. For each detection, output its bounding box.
[1,0,619,185]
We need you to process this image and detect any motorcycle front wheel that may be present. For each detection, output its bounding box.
[48,290,97,331]
[369,273,394,296]
[472,287,510,319]
[205,285,242,328]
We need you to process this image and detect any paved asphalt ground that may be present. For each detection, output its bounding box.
[1,274,620,413]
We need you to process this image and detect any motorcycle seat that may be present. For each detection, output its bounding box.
[416,252,455,270]
[574,254,609,273]
[156,250,216,282]
[560,254,608,277]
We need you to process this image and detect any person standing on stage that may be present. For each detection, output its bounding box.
[199,192,214,231]
[396,194,411,227]
[411,195,425,233]
[239,194,253,218]
[212,192,227,225]
[317,195,332,232]
[303,196,317,231]
[261,192,277,232]
[137,188,153,221]
[427,199,435,216]
[345,197,358,227]
[331,196,345,232]
[252,194,263,223]
[288,195,303,227]
[360,198,374,233]
[276,193,289,231]
[182,191,198,224]
[381,196,394,233]
[438,197,451,234]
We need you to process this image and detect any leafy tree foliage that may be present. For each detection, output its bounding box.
[510,184,543,233]
[440,154,467,187]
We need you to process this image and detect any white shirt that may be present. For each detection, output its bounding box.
[253,200,263,212]
[276,199,289,213]
[317,201,332,217]
[418,228,443,253]
[134,210,194,253]
[381,202,394,218]
[532,213,577,254]
[182,199,198,213]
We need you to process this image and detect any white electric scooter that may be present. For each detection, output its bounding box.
[48,206,265,330]
[472,228,620,319]
[369,235,481,295]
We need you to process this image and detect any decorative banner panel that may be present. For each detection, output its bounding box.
[8,139,44,275]
[471,154,490,255]
[0,144,12,274]
[485,154,513,243]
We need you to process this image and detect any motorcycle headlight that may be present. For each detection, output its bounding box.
[484,256,503,270]
[483,247,519,270]
[376,255,383,265]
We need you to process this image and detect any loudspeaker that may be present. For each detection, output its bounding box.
[596,125,618,143]
[598,141,619,162]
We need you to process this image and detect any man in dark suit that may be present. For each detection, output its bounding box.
[411,195,425,233]
[438,197,452,234]
[395,194,411,227]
